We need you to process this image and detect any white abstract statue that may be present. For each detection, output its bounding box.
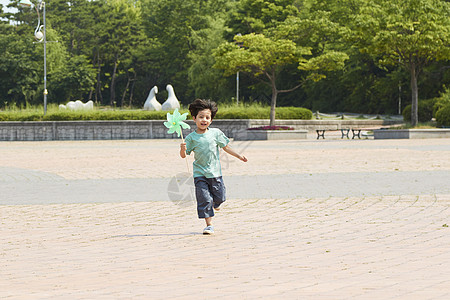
[161,84,180,111]
[84,100,94,110]
[143,86,161,111]
[59,100,94,110]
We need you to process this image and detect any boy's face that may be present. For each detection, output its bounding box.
[193,109,212,132]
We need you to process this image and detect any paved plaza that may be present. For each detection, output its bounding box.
[1,137,449,299]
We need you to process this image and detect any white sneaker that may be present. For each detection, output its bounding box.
[203,225,214,235]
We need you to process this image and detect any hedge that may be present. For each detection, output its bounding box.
[402,99,436,123]
[436,103,450,127]
[0,110,170,121]
[42,110,170,121]
[215,107,312,120]
[0,106,313,121]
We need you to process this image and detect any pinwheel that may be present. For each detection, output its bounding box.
[164,108,191,172]
[164,108,191,140]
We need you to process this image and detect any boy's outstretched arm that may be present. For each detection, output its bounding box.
[180,143,187,158]
[222,145,248,162]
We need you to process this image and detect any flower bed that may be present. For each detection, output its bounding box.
[235,127,307,140]
[247,125,294,131]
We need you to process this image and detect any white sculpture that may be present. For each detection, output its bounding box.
[59,100,94,110]
[80,100,94,110]
[143,86,161,111]
[65,101,77,110]
[161,84,180,111]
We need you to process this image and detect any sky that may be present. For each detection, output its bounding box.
[1,0,18,14]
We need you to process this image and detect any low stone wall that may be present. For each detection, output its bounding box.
[374,129,450,139]
[0,120,251,141]
[234,130,308,140]
[248,119,402,131]
[0,119,401,141]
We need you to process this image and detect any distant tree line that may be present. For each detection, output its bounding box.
[1,0,449,122]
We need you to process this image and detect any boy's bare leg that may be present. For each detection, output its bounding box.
[205,217,212,226]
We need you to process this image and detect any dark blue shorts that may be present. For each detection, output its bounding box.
[194,176,226,218]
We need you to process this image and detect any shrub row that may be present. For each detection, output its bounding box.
[0,107,313,121]
[42,110,170,121]
[402,99,437,123]
[216,106,312,119]
[436,104,450,127]
[435,88,450,127]
[403,92,450,125]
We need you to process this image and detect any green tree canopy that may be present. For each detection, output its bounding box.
[214,32,348,125]
[349,0,450,125]
[226,0,300,35]
[0,25,40,105]
[1,0,448,116]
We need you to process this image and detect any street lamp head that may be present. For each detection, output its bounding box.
[35,30,44,40]
[19,0,33,8]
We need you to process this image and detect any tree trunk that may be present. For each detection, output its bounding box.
[270,87,278,127]
[110,54,119,106]
[88,89,93,101]
[129,72,137,107]
[266,69,279,127]
[410,62,419,127]
[121,76,131,108]
[96,52,103,104]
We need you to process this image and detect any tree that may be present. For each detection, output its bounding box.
[350,0,450,126]
[214,33,348,125]
[188,17,234,101]
[140,0,211,103]
[226,0,300,36]
[46,0,144,106]
[0,25,40,106]
[50,55,96,102]
[105,0,143,106]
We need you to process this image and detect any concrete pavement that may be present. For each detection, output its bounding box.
[1,138,449,299]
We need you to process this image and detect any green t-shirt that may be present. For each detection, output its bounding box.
[185,128,230,178]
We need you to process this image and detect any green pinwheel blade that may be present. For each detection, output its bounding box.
[164,108,189,136]
[163,121,172,129]
[180,112,188,120]
[166,112,173,123]
[173,108,181,119]
[175,126,182,137]
[179,121,190,129]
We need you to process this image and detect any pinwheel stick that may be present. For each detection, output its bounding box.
[180,129,185,143]
[179,131,190,172]
[181,137,190,173]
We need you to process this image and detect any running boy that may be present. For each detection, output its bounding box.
[180,99,248,235]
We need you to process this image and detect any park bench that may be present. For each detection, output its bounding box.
[316,128,372,139]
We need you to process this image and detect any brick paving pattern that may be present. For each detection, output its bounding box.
[1,138,449,299]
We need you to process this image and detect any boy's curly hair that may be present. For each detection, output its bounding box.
[188,99,218,119]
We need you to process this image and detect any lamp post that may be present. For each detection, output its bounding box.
[236,71,239,106]
[398,58,402,115]
[235,33,243,106]
[19,0,47,115]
